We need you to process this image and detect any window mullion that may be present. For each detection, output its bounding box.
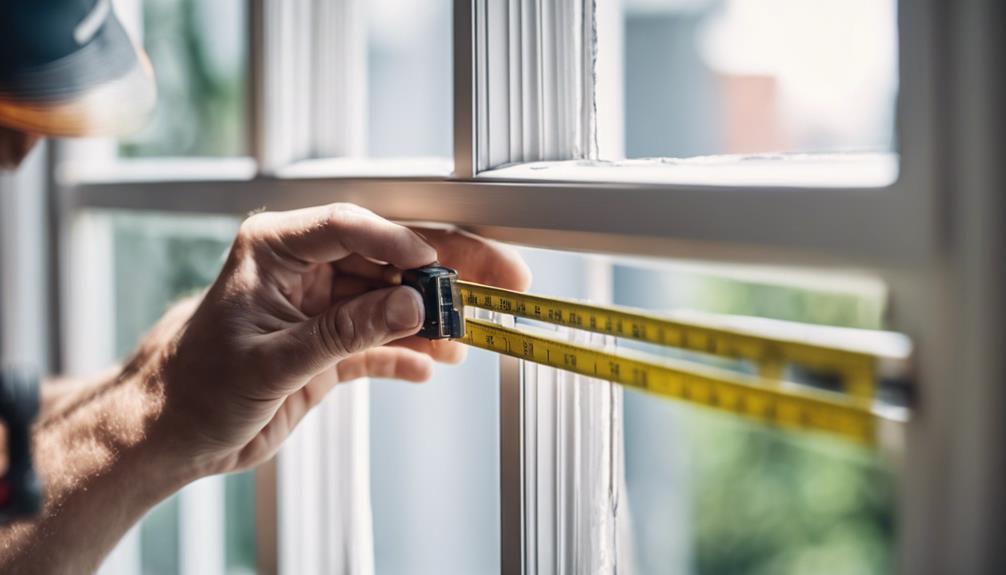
[508,1,524,161]
[478,0,595,171]
[518,257,626,574]
[453,0,477,178]
[486,1,513,169]
[473,0,491,173]
[258,0,367,173]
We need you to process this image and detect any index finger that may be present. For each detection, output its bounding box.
[413,227,532,291]
[245,203,437,269]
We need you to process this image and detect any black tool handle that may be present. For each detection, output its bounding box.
[0,365,43,523]
[402,264,466,340]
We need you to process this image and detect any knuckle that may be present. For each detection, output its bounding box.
[325,203,365,229]
[239,211,269,237]
[234,213,267,252]
[321,305,361,357]
[300,379,326,407]
[235,211,285,262]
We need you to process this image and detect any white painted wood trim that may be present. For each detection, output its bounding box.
[518,257,630,574]
[476,0,597,171]
[278,383,374,575]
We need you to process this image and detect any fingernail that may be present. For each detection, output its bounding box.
[386,287,424,331]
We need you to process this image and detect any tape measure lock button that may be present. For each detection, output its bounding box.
[403,265,465,340]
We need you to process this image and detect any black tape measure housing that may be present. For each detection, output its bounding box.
[0,365,43,523]
[403,265,466,340]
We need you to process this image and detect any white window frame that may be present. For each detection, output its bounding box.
[30,0,1003,574]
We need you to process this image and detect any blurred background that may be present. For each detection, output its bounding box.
[614,0,897,158]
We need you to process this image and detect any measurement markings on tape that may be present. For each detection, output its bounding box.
[403,266,909,445]
[458,281,908,401]
[462,318,877,444]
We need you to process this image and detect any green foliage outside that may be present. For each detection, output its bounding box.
[616,266,895,575]
[119,0,246,158]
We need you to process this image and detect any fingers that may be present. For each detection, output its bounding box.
[414,228,532,291]
[332,253,402,283]
[336,347,434,382]
[392,336,468,364]
[275,285,426,381]
[241,203,436,269]
[331,276,388,300]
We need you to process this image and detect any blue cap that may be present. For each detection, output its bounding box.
[0,0,156,136]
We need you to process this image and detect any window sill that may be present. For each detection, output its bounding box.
[57,157,456,187]
[58,157,258,186]
[274,157,453,180]
[480,153,898,189]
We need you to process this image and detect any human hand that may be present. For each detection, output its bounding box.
[145,203,530,480]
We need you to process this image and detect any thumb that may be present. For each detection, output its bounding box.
[277,286,426,382]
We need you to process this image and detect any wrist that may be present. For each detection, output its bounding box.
[37,366,204,505]
[133,369,216,494]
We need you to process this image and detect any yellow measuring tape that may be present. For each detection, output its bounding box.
[455,281,911,446]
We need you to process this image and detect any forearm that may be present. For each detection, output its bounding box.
[37,294,205,425]
[0,370,194,574]
[39,366,121,422]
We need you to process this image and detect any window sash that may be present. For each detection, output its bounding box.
[68,174,929,267]
[62,0,940,271]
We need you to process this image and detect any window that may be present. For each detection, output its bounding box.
[480,0,899,186]
[118,0,248,158]
[367,0,452,158]
[614,0,898,159]
[29,0,1000,574]
[254,0,453,175]
[613,263,894,574]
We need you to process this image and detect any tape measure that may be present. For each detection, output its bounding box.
[404,266,912,446]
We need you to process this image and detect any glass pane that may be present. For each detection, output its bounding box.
[140,497,180,575]
[614,263,895,574]
[106,212,256,574]
[118,0,248,157]
[366,0,452,158]
[224,473,257,575]
[370,353,500,574]
[614,0,898,159]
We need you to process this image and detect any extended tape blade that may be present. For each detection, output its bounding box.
[458,281,912,400]
[461,318,880,445]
